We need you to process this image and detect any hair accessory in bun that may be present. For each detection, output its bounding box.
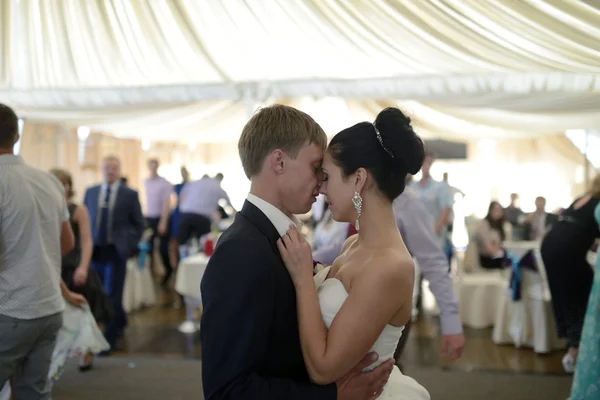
[373,123,394,158]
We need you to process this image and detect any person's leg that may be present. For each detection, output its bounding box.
[145,217,159,273]
[0,315,37,388]
[92,253,107,291]
[11,312,62,400]
[104,250,128,350]
[177,214,194,259]
[198,215,212,238]
[159,230,173,286]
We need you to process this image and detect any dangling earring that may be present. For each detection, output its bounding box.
[352,191,363,231]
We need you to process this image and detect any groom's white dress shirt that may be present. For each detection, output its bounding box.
[247,193,302,237]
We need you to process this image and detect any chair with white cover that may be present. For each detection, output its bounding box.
[123,255,157,313]
[122,229,157,313]
[452,217,506,329]
[492,243,566,353]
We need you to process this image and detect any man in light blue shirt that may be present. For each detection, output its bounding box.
[392,188,464,362]
[409,153,452,243]
[409,153,453,313]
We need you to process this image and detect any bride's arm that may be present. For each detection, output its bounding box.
[278,228,412,385]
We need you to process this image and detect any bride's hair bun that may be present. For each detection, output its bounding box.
[327,107,425,201]
[374,107,425,175]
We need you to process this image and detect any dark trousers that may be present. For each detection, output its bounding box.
[146,217,173,285]
[177,213,211,245]
[542,248,594,348]
[92,245,127,349]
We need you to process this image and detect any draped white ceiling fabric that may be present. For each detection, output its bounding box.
[1,0,600,141]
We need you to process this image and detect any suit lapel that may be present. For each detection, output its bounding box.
[239,200,281,254]
[114,185,125,212]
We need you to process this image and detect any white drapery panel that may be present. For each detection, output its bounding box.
[1,0,600,140]
[4,72,599,109]
[3,0,599,89]
[12,97,596,143]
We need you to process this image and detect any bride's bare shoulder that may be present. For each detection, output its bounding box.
[379,248,413,273]
[358,248,414,290]
[340,234,358,254]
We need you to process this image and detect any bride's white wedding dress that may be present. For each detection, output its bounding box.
[315,267,430,400]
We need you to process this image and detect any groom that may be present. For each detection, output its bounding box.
[201,105,394,399]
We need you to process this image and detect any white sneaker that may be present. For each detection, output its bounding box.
[178,320,200,334]
[562,353,576,374]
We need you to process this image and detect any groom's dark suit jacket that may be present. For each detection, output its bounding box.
[200,201,336,400]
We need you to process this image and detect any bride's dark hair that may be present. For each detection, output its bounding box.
[327,107,425,201]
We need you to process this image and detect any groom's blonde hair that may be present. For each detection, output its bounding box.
[238,104,327,179]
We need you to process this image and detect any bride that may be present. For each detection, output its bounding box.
[277,107,430,399]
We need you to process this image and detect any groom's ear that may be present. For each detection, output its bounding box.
[270,149,285,174]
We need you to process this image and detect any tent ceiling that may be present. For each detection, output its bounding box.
[1,0,600,141]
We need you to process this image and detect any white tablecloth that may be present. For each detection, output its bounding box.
[175,253,210,300]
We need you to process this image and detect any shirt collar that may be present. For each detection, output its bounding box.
[0,154,24,165]
[102,181,120,192]
[247,193,302,237]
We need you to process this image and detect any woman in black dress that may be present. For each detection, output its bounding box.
[50,169,112,371]
[540,177,600,373]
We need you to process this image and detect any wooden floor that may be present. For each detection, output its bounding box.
[112,285,568,376]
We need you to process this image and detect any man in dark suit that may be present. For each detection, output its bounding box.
[522,196,559,241]
[200,105,393,400]
[84,155,144,352]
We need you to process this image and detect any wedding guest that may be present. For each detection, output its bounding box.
[83,155,144,353]
[504,193,524,227]
[475,201,510,269]
[393,187,464,363]
[568,200,600,398]
[520,196,558,241]
[177,175,231,247]
[410,153,452,244]
[162,166,190,268]
[541,176,600,373]
[409,153,452,312]
[145,158,174,286]
[50,168,112,370]
[0,103,86,399]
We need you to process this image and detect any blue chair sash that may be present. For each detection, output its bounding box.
[137,242,150,272]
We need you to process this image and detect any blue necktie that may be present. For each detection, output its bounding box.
[96,186,111,245]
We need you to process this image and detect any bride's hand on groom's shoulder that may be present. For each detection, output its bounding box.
[277,225,314,284]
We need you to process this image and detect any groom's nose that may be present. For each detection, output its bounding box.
[316,170,325,183]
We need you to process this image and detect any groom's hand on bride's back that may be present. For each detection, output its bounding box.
[336,352,394,400]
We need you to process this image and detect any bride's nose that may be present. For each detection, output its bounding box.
[318,182,327,195]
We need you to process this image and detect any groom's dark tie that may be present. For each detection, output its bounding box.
[96,186,111,245]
